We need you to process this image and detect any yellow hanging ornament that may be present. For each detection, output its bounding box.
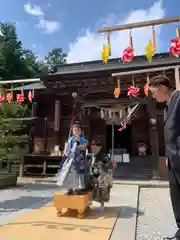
[145,26,156,63]
[101,44,110,64]
[145,40,155,63]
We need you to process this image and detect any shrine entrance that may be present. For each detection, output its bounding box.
[106,124,132,154]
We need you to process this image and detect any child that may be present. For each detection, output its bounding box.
[90,140,113,211]
[56,122,88,195]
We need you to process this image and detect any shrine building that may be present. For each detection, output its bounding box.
[29,52,180,179]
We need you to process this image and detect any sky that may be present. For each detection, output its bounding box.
[0,0,180,63]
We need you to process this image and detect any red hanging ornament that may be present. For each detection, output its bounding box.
[122,47,134,64]
[28,90,33,103]
[122,30,134,64]
[21,88,24,97]
[127,86,139,97]
[169,38,180,57]
[6,92,13,103]
[0,95,5,103]
[16,93,24,104]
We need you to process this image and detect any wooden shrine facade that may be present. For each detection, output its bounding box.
[29,52,180,177]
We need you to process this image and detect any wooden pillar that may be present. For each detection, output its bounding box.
[43,117,48,152]
[147,96,160,179]
[54,100,60,145]
[175,67,180,90]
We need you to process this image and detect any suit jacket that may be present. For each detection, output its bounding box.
[164,90,180,169]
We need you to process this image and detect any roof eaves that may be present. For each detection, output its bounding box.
[52,55,180,75]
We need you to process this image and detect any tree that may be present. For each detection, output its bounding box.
[0,23,41,80]
[0,101,29,172]
[44,48,67,73]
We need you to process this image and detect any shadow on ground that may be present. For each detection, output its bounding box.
[16,183,60,191]
[0,196,52,213]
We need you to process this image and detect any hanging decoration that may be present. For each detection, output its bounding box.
[127,86,140,97]
[144,84,149,97]
[16,94,24,104]
[122,30,134,64]
[28,90,33,103]
[145,26,156,63]
[169,27,180,57]
[6,92,13,103]
[100,109,105,119]
[16,88,24,104]
[101,44,110,64]
[127,76,139,97]
[0,95,5,103]
[145,40,155,63]
[114,78,120,98]
[119,103,140,132]
[144,76,149,97]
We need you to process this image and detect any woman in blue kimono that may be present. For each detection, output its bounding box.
[56,122,88,195]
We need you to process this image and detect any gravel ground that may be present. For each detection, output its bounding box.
[0,183,60,226]
[136,188,177,240]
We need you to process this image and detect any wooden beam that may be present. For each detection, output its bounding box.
[0,78,40,84]
[175,67,180,90]
[99,16,180,33]
[53,85,130,96]
[112,65,180,77]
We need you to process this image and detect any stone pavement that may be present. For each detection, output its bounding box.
[0,181,177,240]
[136,188,177,240]
[0,183,138,240]
[0,183,59,226]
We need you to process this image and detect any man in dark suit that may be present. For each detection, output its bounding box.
[149,75,180,240]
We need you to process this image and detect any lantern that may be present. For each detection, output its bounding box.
[122,30,134,64]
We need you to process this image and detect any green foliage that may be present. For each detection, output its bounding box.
[0,23,67,80]
[0,102,29,162]
[45,48,67,73]
[0,22,67,161]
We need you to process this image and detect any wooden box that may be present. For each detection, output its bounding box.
[54,191,92,218]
